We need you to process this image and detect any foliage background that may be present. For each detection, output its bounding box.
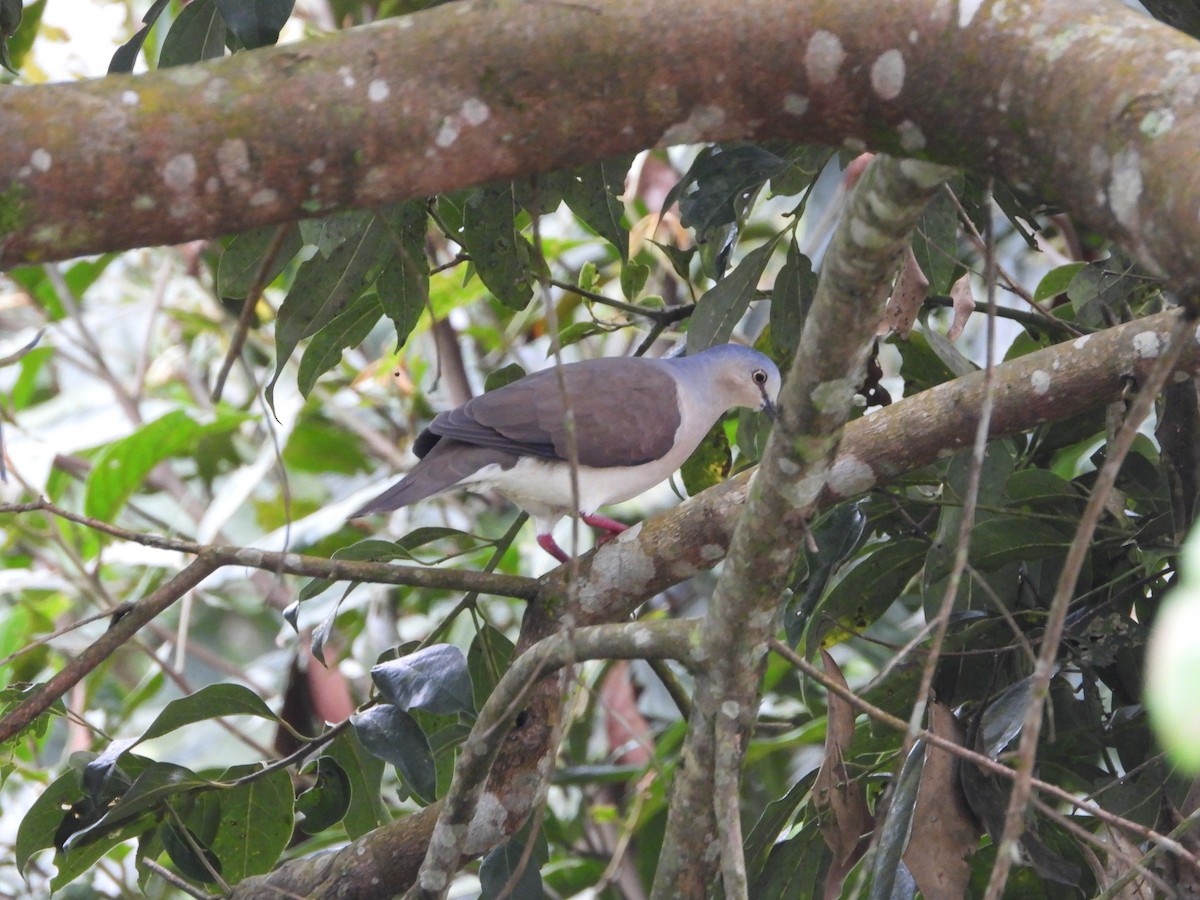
[2,0,1200,897]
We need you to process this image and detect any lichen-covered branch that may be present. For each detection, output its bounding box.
[651,155,956,895]
[4,0,1200,292]
[405,621,700,900]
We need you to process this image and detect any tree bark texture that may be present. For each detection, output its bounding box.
[1,0,1199,292]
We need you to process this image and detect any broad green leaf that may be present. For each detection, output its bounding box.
[65,763,208,849]
[911,174,962,295]
[297,290,381,396]
[868,741,924,900]
[136,684,281,745]
[300,209,376,259]
[159,0,226,67]
[967,517,1071,570]
[468,625,516,710]
[562,158,631,260]
[296,758,351,834]
[15,769,79,874]
[324,728,387,838]
[784,502,868,645]
[768,143,835,198]
[1,0,42,74]
[805,537,927,656]
[371,644,474,715]
[209,763,294,881]
[479,828,548,899]
[680,421,731,496]
[619,260,650,300]
[84,410,197,522]
[485,363,526,392]
[461,184,535,310]
[214,0,292,48]
[351,706,437,803]
[667,145,790,243]
[686,234,780,353]
[217,224,302,299]
[269,211,395,405]
[769,237,816,361]
[107,0,170,72]
[750,819,830,898]
[375,201,430,348]
[1033,262,1086,304]
[161,818,222,884]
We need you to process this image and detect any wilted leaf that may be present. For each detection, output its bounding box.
[946,273,975,342]
[814,651,869,889]
[904,703,979,900]
[884,246,930,338]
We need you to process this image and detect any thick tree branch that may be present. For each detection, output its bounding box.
[3,0,1200,293]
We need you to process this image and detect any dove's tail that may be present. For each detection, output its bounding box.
[349,442,516,517]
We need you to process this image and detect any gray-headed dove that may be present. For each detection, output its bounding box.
[351,343,781,562]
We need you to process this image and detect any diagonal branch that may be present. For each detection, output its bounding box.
[651,155,955,896]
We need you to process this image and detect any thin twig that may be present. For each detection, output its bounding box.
[211,223,291,403]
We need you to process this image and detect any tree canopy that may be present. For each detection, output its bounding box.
[4,0,1200,897]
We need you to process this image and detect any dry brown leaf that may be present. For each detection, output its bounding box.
[904,702,981,900]
[883,246,929,338]
[814,651,869,878]
[947,273,975,342]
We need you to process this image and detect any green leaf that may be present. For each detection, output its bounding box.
[911,174,962,294]
[461,184,535,310]
[269,212,395,405]
[805,537,927,656]
[214,0,293,49]
[108,0,171,73]
[468,625,516,710]
[769,238,816,361]
[680,421,731,496]
[667,145,790,243]
[351,706,437,803]
[296,758,351,834]
[1,0,43,74]
[161,818,222,884]
[65,762,208,849]
[136,684,281,745]
[479,828,548,899]
[561,158,631,260]
[967,517,1071,570]
[209,763,294,881]
[217,224,302,299]
[300,209,376,259]
[686,235,780,353]
[371,644,475,715]
[375,201,430,349]
[297,290,381,396]
[16,769,79,875]
[620,260,650,300]
[84,410,232,522]
[1033,262,1086,304]
[485,363,527,392]
[868,741,924,900]
[324,728,387,838]
[159,0,226,67]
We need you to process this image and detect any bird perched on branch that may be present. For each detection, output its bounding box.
[351,343,781,562]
